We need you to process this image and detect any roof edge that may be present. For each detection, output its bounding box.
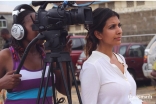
[0,12,12,15]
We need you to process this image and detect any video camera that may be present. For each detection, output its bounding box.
[32,1,93,31]
[31,1,93,51]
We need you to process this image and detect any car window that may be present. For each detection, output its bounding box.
[149,41,156,54]
[119,46,127,56]
[80,38,86,45]
[71,38,83,50]
[128,45,144,57]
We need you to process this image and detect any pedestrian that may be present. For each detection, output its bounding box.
[0,4,72,104]
[0,28,11,49]
[80,8,147,104]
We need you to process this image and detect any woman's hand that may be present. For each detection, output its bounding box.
[0,70,22,90]
[151,70,156,77]
[63,35,72,53]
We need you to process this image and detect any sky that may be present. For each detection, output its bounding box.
[0,1,31,12]
[0,0,109,13]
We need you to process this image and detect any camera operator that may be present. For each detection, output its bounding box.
[0,7,72,104]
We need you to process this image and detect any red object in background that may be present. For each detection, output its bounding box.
[113,43,147,81]
[69,35,85,73]
[75,43,149,81]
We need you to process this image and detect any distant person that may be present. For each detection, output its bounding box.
[80,8,147,104]
[0,28,11,49]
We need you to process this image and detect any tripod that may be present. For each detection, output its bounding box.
[36,51,82,104]
[14,30,82,104]
[36,30,82,104]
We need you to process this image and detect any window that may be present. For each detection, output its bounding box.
[119,46,127,56]
[128,45,144,57]
[80,38,86,46]
[136,1,145,6]
[99,3,106,8]
[0,16,7,28]
[108,2,115,9]
[75,25,81,30]
[127,1,134,7]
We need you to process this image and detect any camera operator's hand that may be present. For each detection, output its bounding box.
[63,35,72,53]
[0,70,22,90]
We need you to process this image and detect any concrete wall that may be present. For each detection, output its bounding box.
[121,35,155,44]
[119,9,156,43]
[120,10,156,35]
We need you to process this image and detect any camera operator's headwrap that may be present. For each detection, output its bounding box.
[11,4,36,56]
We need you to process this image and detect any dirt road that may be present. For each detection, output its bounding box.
[57,85,156,104]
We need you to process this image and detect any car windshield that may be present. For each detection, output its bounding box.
[71,37,86,50]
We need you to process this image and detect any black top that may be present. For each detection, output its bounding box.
[3,38,11,49]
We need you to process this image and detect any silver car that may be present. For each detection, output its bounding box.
[142,35,156,79]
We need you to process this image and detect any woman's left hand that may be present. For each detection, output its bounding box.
[151,70,156,77]
[63,35,72,53]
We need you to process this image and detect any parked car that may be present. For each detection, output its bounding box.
[76,43,148,81]
[69,35,85,72]
[142,35,156,79]
[75,51,86,80]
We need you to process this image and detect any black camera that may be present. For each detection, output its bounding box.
[32,1,93,31]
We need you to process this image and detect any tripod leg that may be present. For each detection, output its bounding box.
[36,62,47,104]
[42,62,53,104]
[69,62,82,104]
[50,64,56,104]
[66,62,72,101]
[58,62,72,104]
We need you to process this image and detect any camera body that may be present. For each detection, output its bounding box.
[32,1,93,31]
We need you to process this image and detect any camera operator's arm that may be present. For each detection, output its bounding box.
[54,62,72,95]
[0,49,21,91]
[54,35,72,95]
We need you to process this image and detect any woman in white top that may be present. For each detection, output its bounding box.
[80,8,147,104]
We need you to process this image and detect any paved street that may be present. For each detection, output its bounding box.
[57,84,156,104]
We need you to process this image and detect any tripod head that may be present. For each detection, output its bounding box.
[42,30,68,52]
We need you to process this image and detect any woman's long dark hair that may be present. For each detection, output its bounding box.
[84,8,119,57]
[11,10,44,57]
